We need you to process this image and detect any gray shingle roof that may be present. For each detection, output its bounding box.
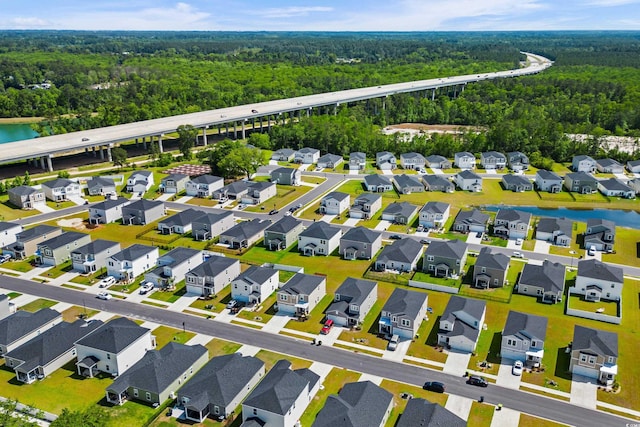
[15,225,61,243]
[222,180,249,193]
[192,211,233,227]
[38,231,88,250]
[519,260,566,293]
[363,174,392,187]
[90,197,129,211]
[75,317,150,353]
[577,259,623,283]
[186,255,239,278]
[573,325,617,357]
[333,278,377,307]
[599,178,633,192]
[441,295,486,327]
[109,244,156,262]
[502,174,532,187]
[0,222,20,233]
[482,151,506,161]
[189,174,222,184]
[162,173,189,182]
[455,209,489,226]
[124,199,164,211]
[422,175,453,189]
[323,191,350,202]
[382,288,427,320]
[0,308,61,347]
[495,208,532,225]
[107,342,207,395]
[236,265,278,285]
[41,178,74,189]
[350,152,366,161]
[353,193,381,205]
[586,218,615,232]
[8,185,42,196]
[266,216,302,234]
[537,217,573,237]
[424,239,467,260]
[596,158,622,169]
[159,208,204,228]
[421,201,449,215]
[425,154,448,164]
[300,221,341,240]
[86,176,115,191]
[382,201,418,218]
[565,171,596,182]
[376,238,423,264]
[311,381,393,427]
[223,219,271,240]
[318,153,343,164]
[394,174,424,189]
[280,273,325,296]
[71,239,120,256]
[158,247,201,267]
[457,169,482,180]
[397,398,466,427]
[503,311,547,342]
[341,226,381,244]
[475,247,510,271]
[455,151,475,159]
[536,169,562,181]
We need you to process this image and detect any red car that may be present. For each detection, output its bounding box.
[320,319,334,335]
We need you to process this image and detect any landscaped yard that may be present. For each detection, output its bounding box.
[1,257,35,273]
[466,401,495,427]
[0,195,39,221]
[567,294,618,317]
[61,305,99,321]
[405,291,451,364]
[299,368,361,426]
[602,227,640,266]
[18,298,57,312]
[204,338,242,357]
[148,282,187,303]
[519,413,569,427]
[41,260,75,279]
[254,349,312,371]
[282,294,333,334]
[151,325,195,348]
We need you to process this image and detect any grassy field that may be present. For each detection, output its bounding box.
[602,227,640,266]
[519,413,570,427]
[61,305,99,321]
[405,291,451,363]
[204,338,242,357]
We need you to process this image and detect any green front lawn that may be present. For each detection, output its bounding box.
[300,368,362,426]
[151,325,195,348]
[61,305,99,321]
[254,350,312,371]
[283,294,334,334]
[0,195,39,221]
[41,260,74,279]
[406,291,450,363]
[148,282,187,303]
[1,257,35,273]
[204,338,242,357]
[602,227,640,266]
[466,401,495,427]
[18,298,57,312]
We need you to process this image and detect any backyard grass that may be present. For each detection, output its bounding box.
[61,305,99,321]
[380,379,448,427]
[18,298,57,312]
[412,271,461,289]
[148,282,187,303]
[299,368,361,426]
[466,401,495,427]
[406,291,451,363]
[151,325,196,348]
[602,227,640,266]
[567,294,618,317]
[204,338,242,357]
[254,350,312,371]
[244,185,311,213]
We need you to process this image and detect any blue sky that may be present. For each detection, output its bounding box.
[2,1,640,31]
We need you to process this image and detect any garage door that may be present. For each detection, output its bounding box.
[572,364,597,380]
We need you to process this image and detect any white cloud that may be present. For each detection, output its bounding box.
[252,6,334,19]
[583,0,640,6]
[4,17,51,29]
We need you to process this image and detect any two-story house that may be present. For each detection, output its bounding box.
[270,167,301,186]
[501,311,547,366]
[212,180,249,202]
[437,295,486,353]
[507,151,530,171]
[126,170,154,194]
[298,221,342,257]
[316,153,343,169]
[349,152,367,171]
[473,247,510,288]
[536,217,573,247]
[397,398,466,427]
[422,175,455,193]
[106,244,160,282]
[219,219,270,250]
[493,208,532,240]
[454,152,476,169]
[564,172,597,194]
[88,197,130,225]
[598,178,635,199]
[231,265,279,305]
[7,185,46,210]
[381,202,419,225]
[455,170,482,192]
[363,174,393,192]
[570,325,617,385]
[348,193,382,220]
[312,381,393,427]
[595,158,624,174]
[393,174,424,194]
[0,308,62,356]
[41,178,82,202]
[185,174,224,198]
[277,273,326,317]
[374,238,423,272]
[419,201,450,229]
[157,208,203,235]
[379,288,428,340]
[574,259,623,302]
[185,255,240,297]
[294,147,320,164]
[319,192,350,215]
[241,182,277,205]
[453,209,489,234]
[517,260,566,304]
[572,155,597,173]
[339,226,382,260]
[535,170,563,193]
[501,174,533,192]
[71,239,121,274]
[480,151,506,169]
[86,176,116,197]
[271,148,296,162]
[400,152,426,170]
[0,222,22,248]
[264,216,304,251]
[121,199,165,225]
[2,225,62,260]
[425,154,451,170]
[191,211,235,241]
[423,239,468,278]
[144,247,202,290]
[36,231,92,266]
[583,218,615,251]
[325,278,377,327]
[376,151,397,170]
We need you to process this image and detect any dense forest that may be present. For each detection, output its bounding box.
[0,31,639,163]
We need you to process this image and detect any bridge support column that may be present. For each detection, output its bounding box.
[202,127,208,146]
[46,155,53,172]
[267,116,271,131]
[39,156,44,170]
[225,124,229,136]
[84,147,89,155]
[432,89,436,101]
[135,138,139,147]
[307,108,310,117]
[334,104,338,115]
[143,137,147,150]
[233,122,238,140]
[158,134,164,153]
[259,117,263,132]
[99,146,105,160]
[107,144,113,162]
[241,120,246,139]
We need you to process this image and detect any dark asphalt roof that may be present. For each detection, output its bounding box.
[577,259,623,283]
[424,239,467,260]
[75,317,150,354]
[90,197,130,211]
[341,226,381,244]
[159,208,205,228]
[397,398,466,427]
[376,238,423,265]
[186,256,239,278]
[280,273,325,296]
[475,247,510,271]
[38,231,89,250]
[71,239,120,256]
[382,288,427,320]
[503,311,548,343]
[312,381,393,427]
[300,221,341,240]
[15,225,61,243]
[0,308,61,347]
[223,219,271,240]
[573,325,618,357]
[109,244,157,262]
[266,216,302,234]
[519,260,566,293]
[441,295,486,327]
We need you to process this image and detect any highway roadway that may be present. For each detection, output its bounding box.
[0,52,552,165]
[0,275,629,427]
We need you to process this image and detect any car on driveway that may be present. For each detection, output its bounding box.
[139,282,154,295]
[423,381,445,393]
[320,319,334,335]
[96,291,112,300]
[387,334,400,351]
[420,239,431,245]
[467,375,488,387]
[226,300,238,309]
[512,360,523,376]
[97,276,116,288]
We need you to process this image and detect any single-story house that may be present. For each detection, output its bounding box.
[212,180,249,202]
[312,381,393,427]
[86,176,117,197]
[393,174,424,194]
[422,175,454,193]
[380,201,419,225]
[501,174,533,192]
[397,398,466,427]
[271,148,296,162]
[157,208,204,235]
[425,154,451,170]
[598,178,635,198]
[596,158,624,174]
[0,308,62,356]
[363,174,393,192]
[316,153,344,169]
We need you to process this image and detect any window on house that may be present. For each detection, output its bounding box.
[401,319,410,327]
[531,340,537,347]
[427,255,434,262]
[146,392,151,401]
[588,356,597,364]
[253,409,257,415]
[580,354,587,363]
[608,356,615,364]
[428,264,434,271]
[133,389,138,397]
[279,294,287,301]
[107,354,111,360]
[481,267,486,273]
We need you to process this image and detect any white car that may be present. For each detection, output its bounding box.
[512,360,523,376]
[97,276,116,288]
[512,252,524,259]
[96,291,112,300]
[139,282,154,295]
[588,246,596,256]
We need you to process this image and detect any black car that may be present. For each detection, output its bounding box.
[389,234,402,240]
[251,109,259,113]
[423,381,445,393]
[467,375,488,387]
[268,209,278,215]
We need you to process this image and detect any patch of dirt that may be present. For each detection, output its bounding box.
[383,123,485,134]
[57,217,87,230]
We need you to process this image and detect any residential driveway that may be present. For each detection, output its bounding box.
[584,249,602,261]
[320,214,336,223]
[262,313,292,334]
[613,172,627,180]
[268,160,278,166]
[357,373,383,385]
[496,359,522,390]
[533,240,551,254]
[490,407,520,427]
[381,169,393,175]
[343,218,359,226]
[156,193,173,201]
[318,325,342,346]
[431,168,444,175]
[485,169,497,175]
[570,375,598,409]
[348,169,359,175]
[297,164,310,171]
[506,239,520,249]
[374,220,392,231]
[381,337,411,362]
[185,333,213,347]
[466,233,482,244]
[67,195,87,206]
[33,204,55,213]
[237,344,261,357]
[175,196,192,204]
[443,350,471,376]
[444,394,474,420]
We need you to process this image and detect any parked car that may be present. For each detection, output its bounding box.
[97,276,116,288]
[420,239,431,245]
[387,334,400,351]
[226,300,238,309]
[251,109,259,113]
[96,291,112,300]
[467,375,488,387]
[0,254,11,264]
[389,234,402,240]
[320,319,334,335]
[512,252,523,258]
[512,360,523,376]
[139,282,154,295]
[515,238,523,245]
[423,381,445,393]
[268,209,278,215]
[588,245,596,256]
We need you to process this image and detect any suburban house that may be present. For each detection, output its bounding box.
[2,225,62,260]
[277,273,327,317]
[380,201,419,225]
[454,151,476,169]
[493,208,532,240]
[596,158,624,174]
[219,219,270,250]
[264,216,304,251]
[455,170,482,192]
[126,171,154,194]
[535,170,563,193]
[363,174,393,192]
[4,319,103,384]
[71,239,121,274]
[507,151,530,171]
[86,176,116,197]
[393,174,424,194]
[480,151,507,169]
[271,148,296,162]
[473,247,510,288]
[41,178,82,202]
[144,247,202,289]
[574,259,623,302]
[105,342,208,406]
[0,295,11,321]
[374,238,423,272]
[185,255,240,297]
[629,178,640,195]
[536,217,573,247]
[8,185,46,210]
[399,152,426,170]
[419,201,450,229]
[397,398,466,427]
[583,218,616,251]
[212,180,249,202]
[185,174,224,198]
[319,191,350,215]
[422,174,455,193]
[36,231,92,266]
[241,182,277,205]
[349,152,367,171]
[422,239,468,278]
[376,151,397,170]
[0,222,22,248]
[298,221,342,256]
[425,154,451,170]
[453,209,489,234]
[312,381,393,427]
[572,155,597,173]
[517,260,567,304]
[500,311,547,366]
[325,278,377,327]
[121,199,165,225]
[0,308,62,356]
[191,211,235,241]
[160,174,189,194]
[88,197,130,225]
[75,317,156,378]
[178,353,265,422]
[437,295,486,353]
[349,193,382,220]
[598,178,635,198]
[378,288,428,340]
[241,359,320,427]
[270,167,301,186]
[231,265,279,305]
[106,244,160,282]
[294,147,320,164]
[627,159,640,174]
[569,325,618,385]
[339,226,382,260]
[564,172,598,194]
[502,174,534,192]
[157,208,203,235]
[316,153,344,169]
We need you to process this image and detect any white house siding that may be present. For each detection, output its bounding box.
[222,366,265,417]
[574,276,622,301]
[76,333,154,377]
[106,250,160,281]
[231,273,279,304]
